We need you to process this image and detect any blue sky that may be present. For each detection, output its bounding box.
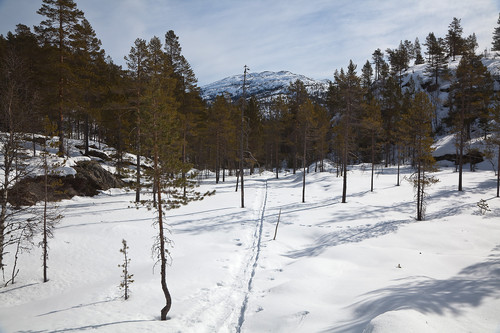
[0,0,499,85]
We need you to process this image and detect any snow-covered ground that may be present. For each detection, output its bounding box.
[1,154,500,332]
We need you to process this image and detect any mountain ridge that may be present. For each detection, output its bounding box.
[200,70,329,102]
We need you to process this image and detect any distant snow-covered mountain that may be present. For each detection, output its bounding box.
[200,70,329,102]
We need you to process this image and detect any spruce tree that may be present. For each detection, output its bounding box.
[414,37,425,65]
[119,239,133,300]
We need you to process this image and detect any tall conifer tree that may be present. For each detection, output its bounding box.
[35,0,84,155]
[125,38,149,202]
[446,17,464,61]
[493,13,500,52]
[403,92,438,221]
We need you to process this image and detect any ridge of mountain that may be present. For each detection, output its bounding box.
[200,70,329,102]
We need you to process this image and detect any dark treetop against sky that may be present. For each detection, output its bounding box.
[0,0,499,85]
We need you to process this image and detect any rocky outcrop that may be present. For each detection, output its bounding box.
[8,161,125,207]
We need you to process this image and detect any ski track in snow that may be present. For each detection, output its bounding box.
[176,178,268,333]
[236,179,267,333]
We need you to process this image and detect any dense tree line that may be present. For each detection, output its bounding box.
[1,0,500,318]
[1,8,498,192]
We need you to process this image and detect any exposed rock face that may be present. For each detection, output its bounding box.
[72,160,124,194]
[8,161,125,207]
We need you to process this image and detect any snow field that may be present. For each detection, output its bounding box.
[0,164,500,332]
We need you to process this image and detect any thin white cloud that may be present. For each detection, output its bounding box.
[0,0,499,85]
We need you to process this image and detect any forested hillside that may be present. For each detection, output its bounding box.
[2,0,500,326]
[2,5,499,182]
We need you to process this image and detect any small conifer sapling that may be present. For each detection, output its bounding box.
[119,239,134,300]
[477,199,491,215]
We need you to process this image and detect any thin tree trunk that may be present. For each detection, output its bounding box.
[235,170,239,192]
[302,127,307,203]
[416,159,422,221]
[458,97,465,192]
[371,134,375,192]
[157,186,171,320]
[84,114,89,155]
[135,107,141,203]
[43,156,48,283]
[153,111,171,320]
[58,15,65,156]
[397,145,401,186]
[275,139,279,179]
[497,144,500,197]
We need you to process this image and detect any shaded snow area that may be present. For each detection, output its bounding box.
[1,164,500,332]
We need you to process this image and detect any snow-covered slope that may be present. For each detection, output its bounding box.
[200,70,329,102]
[1,162,500,332]
[1,135,500,332]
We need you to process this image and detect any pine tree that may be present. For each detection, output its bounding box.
[35,0,84,156]
[125,38,149,203]
[139,35,214,320]
[206,95,237,183]
[297,99,315,203]
[361,99,383,192]
[493,13,500,52]
[464,33,478,55]
[450,52,493,191]
[311,103,331,173]
[403,92,438,221]
[71,18,105,156]
[380,74,401,167]
[446,17,464,61]
[39,118,63,283]
[361,60,373,90]
[372,48,384,81]
[333,61,364,203]
[164,30,204,196]
[245,96,264,175]
[266,96,288,178]
[286,79,309,174]
[386,41,410,88]
[424,32,448,86]
[488,94,500,197]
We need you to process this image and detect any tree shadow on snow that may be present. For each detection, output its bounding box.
[323,245,500,333]
[17,319,155,333]
[36,298,118,317]
[285,219,414,258]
